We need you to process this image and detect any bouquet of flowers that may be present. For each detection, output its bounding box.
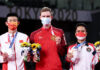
[20,42,41,62]
[31,43,41,62]
[94,41,100,60]
[20,42,31,61]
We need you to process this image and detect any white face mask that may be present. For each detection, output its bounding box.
[76,32,86,40]
[41,18,51,25]
[76,36,86,40]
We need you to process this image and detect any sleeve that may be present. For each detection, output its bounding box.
[57,30,67,56]
[26,36,30,43]
[66,45,78,63]
[30,32,35,43]
[30,33,36,61]
[0,36,5,63]
[92,48,99,65]
[93,53,99,65]
[66,46,73,63]
[0,48,4,63]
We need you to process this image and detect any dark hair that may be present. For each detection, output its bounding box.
[75,23,87,31]
[40,7,53,16]
[6,13,19,21]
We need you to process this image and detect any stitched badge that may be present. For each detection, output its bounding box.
[86,47,91,52]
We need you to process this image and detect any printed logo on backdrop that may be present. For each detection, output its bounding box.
[0,5,92,22]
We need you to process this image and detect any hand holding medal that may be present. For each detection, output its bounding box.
[71,49,80,64]
[51,35,61,45]
[51,35,56,41]
[51,27,61,45]
[1,47,15,62]
[55,36,61,45]
[67,50,74,61]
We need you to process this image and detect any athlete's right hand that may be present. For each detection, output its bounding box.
[27,52,31,62]
[33,54,38,63]
[67,53,73,60]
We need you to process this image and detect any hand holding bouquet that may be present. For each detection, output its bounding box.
[94,41,100,60]
[31,43,41,62]
[20,42,31,61]
[21,42,41,62]
[94,41,100,52]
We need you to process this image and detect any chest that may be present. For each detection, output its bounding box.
[34,30,62,42]
[75,46,94,58]
[0,35,26,50]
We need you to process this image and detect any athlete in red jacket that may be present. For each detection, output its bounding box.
[30,7,67,70]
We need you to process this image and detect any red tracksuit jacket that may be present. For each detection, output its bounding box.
[30,26,66,70]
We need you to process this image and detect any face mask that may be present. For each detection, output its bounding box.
[76,32,86,40]
[41,18,51,25]
[7,22,18,30]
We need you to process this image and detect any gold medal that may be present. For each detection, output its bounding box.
[51,35,56,41]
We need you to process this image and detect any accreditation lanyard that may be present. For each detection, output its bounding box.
[8,32,18,48]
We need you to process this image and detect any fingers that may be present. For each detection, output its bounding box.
[67,53,73,59]
[55,36,61,45]
[33,55,38,63]
[2,53,8,62]
[27,52,31,62]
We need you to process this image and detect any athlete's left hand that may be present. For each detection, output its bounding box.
[55,36,61,45]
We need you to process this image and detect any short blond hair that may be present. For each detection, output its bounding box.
[40,7,53,16]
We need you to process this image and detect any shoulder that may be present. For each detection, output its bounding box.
[53,27,63,31]
[30,28,41,36]
[53,26,64,34]
[0,32,8,38]
[68,44,77,50]
[88,43,95,50]
[18,32,29,37]
[88,43,94,46]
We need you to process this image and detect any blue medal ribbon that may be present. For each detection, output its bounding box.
[9,32,18,48]
[74,41,86,49]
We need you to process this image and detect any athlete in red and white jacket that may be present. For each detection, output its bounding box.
[0,32,29,70]
[0,13,29,70]
[66,42,98,70]
[66,23,99,70]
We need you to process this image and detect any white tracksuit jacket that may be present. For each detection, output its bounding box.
[67,43,99,70]
[0,32,29,70]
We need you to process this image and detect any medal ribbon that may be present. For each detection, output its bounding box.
[74,41,86,49]
[9,32,18,48]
